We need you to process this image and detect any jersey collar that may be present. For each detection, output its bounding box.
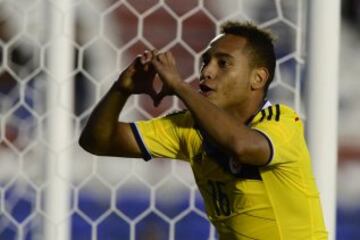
[245,99,272,125]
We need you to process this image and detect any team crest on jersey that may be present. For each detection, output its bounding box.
[229,157,242,174]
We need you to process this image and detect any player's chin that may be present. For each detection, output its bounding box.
[200,90,216,98]
[199,90,221,105]
[206,95,221,106]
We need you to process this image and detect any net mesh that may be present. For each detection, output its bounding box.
[0,0,306,239]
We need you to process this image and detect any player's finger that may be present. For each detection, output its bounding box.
[154,91,166,107]
[150,50,161,67]
[154,84,174,107]
[156,52,166,63]
[167,51,176,65]
[151,49,159,60]
[148,88,158,103]
[147,61,156,73]
[143,50,152,63]
[165,51,171,59]
[139,53,146,64]
[133,54,143,68]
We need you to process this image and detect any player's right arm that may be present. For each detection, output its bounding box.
[79,52,156,157]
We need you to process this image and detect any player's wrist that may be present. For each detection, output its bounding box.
[112,80,132,97]
[172,80,190,95]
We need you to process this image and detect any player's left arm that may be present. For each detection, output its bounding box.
[151,51,270,166]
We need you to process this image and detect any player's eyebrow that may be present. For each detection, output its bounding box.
[201,51,234,61]
[214,52,234,60]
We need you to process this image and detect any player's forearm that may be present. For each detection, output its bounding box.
[79,83,130,154]
[173,82,251,156]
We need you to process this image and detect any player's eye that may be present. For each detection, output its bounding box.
[218,59,230,68]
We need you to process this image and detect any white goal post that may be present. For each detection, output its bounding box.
[307,0,340,240]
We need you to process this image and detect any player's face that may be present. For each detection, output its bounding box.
[199,34,254,110]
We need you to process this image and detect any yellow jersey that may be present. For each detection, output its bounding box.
[130,104,328,240]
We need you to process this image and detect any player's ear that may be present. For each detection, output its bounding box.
[250,67,269,91]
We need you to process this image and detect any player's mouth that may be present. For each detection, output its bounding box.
[199,84,214,97]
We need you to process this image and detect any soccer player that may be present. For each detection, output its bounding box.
[79,22,328,239]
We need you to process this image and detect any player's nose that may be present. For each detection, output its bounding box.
[200,62,216,81]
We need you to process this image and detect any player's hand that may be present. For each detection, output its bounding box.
[151,50,183,106]
[116,51,157,100]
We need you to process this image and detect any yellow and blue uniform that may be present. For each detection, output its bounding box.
[130,103,328,239]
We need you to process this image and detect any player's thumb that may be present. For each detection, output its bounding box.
[153,89,167,107]
[148,88,158,103]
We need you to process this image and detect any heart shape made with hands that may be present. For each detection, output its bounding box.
[118,50,179,107]
[152,74,174,107]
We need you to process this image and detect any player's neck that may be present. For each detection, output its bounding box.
[227,96,264,124]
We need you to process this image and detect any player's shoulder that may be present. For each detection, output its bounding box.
[162,109,194,125]
[164,109,188,118]
[163,109,191,120]
[251,104,300,125]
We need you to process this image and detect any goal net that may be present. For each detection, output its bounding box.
[0,0,307,239]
